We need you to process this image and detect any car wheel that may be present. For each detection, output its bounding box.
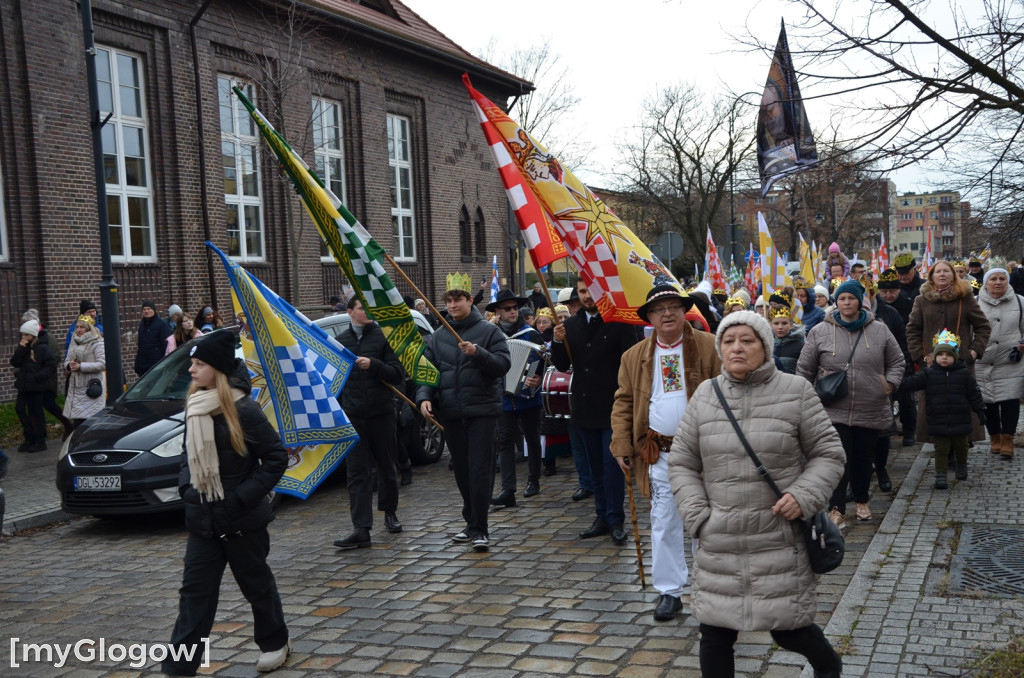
[410,415,445,465]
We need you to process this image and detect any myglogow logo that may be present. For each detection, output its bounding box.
[9,637,210,669]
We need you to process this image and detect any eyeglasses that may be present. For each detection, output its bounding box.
[497,305,519,312]
[648,304,685,316]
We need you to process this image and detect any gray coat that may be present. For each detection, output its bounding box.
[63,333,106,420]
[668,361,845,631]
[796,311,905,430]
[976,288,1024,403]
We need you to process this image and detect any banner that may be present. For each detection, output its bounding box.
[757,21,819,196]
[704,228,728,294]
[878,230,890,271]
[208,242,359,499]
[490,255,499,303]
[233,87,439,387]
[465,75,680,324]
[798,232,816,282]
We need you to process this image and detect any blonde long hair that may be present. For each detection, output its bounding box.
[188,371,248,455]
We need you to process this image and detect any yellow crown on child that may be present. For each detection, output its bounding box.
[769,306,792,320]
[932,328,961,350]
[445,272,473,293]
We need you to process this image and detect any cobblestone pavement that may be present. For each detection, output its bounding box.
[0,434,1005,678]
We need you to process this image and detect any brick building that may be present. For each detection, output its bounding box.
[0,0,530,399]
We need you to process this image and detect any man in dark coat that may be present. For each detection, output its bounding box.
[878,268,917,447]
[418,281,510,552]
[551,280,642,544]
[333,297,406,550]
[527,282,549,311]
[134,299,171,377]
[893,254,923,302]
[487,289,545,507]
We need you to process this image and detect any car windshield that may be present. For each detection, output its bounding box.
[122,341,195,401]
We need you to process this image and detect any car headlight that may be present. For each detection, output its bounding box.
[150,433,185,458]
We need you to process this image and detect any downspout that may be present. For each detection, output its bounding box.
[189,0,217,310]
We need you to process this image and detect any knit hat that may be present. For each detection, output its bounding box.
[19,320,39,337]
[828,242,841,254]
[768,291,793,309]
[167,304,183,319]
[715,310,775,365]
[877,268,900,289]
[814,284,829,300]
[834,279,866,306]
[189,330,238,375]
[79,299,97,315]
[932,328,960,358]
[982,267,1009,285]
[141,299,157,311]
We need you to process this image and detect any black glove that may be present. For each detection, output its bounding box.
[977,412,987,427]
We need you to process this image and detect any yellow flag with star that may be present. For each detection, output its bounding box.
[465,75,681,324]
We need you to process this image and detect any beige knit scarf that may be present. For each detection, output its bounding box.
[185,388,246,502]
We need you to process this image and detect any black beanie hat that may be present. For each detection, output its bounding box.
[141,299,157,311]
[80,299,97,315]
[189,331,238,375]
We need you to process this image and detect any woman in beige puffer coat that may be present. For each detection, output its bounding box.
[976,266,1024,455]
[63,316,106,426]
[669,310,845,678]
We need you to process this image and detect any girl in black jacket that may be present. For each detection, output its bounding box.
[901,329,986,489]
[10,320,57,452]
[163,330,290,675]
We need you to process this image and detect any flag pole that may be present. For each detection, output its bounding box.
[536,269,573,362]
[383,381,444,432]
[381,251,464,344]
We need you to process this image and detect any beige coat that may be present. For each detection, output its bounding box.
[610,322,720,498]
[63,333,106,420]
[668,362,845,631]
[796,311,905,431]
[976,287,1024,403]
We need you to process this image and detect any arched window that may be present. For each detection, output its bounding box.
[474,207,486,257]
[459,205,472,257]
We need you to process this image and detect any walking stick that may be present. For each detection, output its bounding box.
[624,466,647,589]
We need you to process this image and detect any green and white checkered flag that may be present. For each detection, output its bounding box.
[234,87,439,386]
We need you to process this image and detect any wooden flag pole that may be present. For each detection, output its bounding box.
[383,381,444,432]
[536,269,572,363]
[624,466,647,589]
[382,251,464,344]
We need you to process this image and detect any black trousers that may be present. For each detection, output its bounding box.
[496,406,542,492]
[830,423,880,512]
[163,529,287,676]
[15,391,46,444]
[444,416,497,538]
[985,399,1021,436]
[42,389,66,423]
[698,623,840,677]
[346,411,400,529]
[897,388,917,436]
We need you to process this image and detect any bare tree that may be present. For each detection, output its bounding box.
[739,0,1024,241]
[479,39,594,171]
[618,84,755,271]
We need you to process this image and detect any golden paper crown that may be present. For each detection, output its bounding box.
[932,328,960,353]
[536,307,555,320]
[970,278,982,290]
[951,259,966,268]
[858,273,877,295]
[893,253,915,270]
[769,306,792,320]
[77,314,96,325]
[878,268,899,284]
[829,276,847,291]
[792,276,813,289]
[445,271,473,293]
[724,295,746,309]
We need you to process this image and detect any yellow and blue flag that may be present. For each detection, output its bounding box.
[209,242,359,499]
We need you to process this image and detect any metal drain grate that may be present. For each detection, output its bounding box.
[949,526,1024,597]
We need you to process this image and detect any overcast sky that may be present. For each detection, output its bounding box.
[405,0,938,193]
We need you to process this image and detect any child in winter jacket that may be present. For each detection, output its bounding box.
[901,329,986,488]
[770,307,804,374]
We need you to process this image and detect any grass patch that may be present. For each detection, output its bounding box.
[961,635,1024,676]
[0,397,66,448]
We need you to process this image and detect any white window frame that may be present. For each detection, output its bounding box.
[313,97,346,263]
[99,46,156,263]
[387,114,416,262]
[219,75,264,262]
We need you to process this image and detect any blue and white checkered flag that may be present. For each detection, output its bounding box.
[490,255,499,303]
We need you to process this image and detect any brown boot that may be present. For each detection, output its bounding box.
[991,434,1003,454]
[1000,434,1015,458]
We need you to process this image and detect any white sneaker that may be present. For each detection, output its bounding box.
[256,639,291,673]
[452,530,471,543]
[472,535,489,552]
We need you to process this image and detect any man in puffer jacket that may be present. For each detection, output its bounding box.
[134,299,172,377]
[418,281,510,553]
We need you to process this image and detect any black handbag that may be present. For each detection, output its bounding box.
[711,379,845,574]
[814,330,863,406]
[86,378,103,399]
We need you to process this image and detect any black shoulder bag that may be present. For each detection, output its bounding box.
[711,378,845,574]
[814,330,863,406]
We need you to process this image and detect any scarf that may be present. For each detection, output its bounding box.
[833,309,870,332]
[185,387,246,501]
[69,331,99,363]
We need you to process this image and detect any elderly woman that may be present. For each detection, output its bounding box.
[976,265,1024,457]
[797,280,905,526]
[669,311,845,678]
[63,315,106,429]
[906,260,991,444]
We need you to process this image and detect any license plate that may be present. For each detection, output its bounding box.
[74,475,121,491]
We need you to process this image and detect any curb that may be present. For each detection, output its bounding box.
[1,507,77,537]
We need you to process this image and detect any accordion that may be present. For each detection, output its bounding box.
[505,338,546,398]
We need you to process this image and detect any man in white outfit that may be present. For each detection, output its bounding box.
[610,285,722,620]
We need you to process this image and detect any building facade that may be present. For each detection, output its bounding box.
[0,0,529,398]
[892,190,968,261]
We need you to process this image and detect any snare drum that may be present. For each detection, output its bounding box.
[542,367,573,419]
